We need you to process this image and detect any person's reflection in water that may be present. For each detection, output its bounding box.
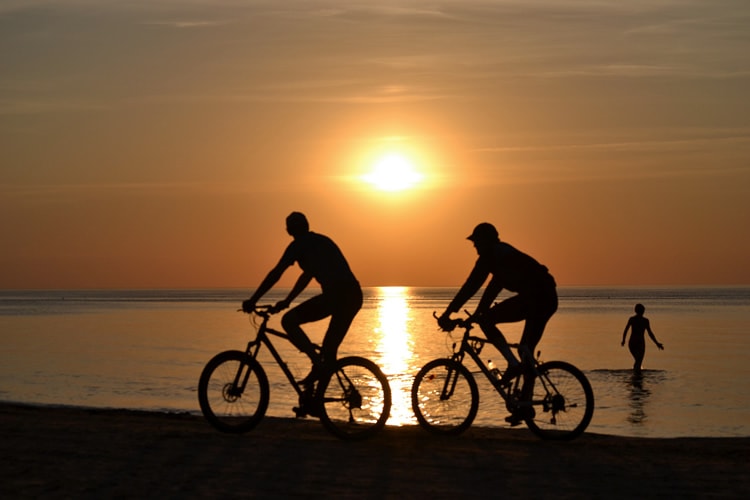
[626,372,652,425]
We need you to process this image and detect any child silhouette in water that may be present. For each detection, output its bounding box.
[621,303,664,375]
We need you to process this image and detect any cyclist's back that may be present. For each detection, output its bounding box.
[280,230,359,293]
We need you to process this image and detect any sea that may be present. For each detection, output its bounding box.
[1,286,749,438]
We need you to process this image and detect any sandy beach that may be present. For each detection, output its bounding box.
[1,402,748,499]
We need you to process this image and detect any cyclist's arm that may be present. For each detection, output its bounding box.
[279,271,313,307]
[247,247,296,306]
[445,261,489,314]
[247,263,288,305]
[476,276,502,314]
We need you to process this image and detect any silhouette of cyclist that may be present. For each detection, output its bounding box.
[242,212,363,392]
[438,222,557,424]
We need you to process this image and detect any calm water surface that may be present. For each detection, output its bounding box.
[1,286,748,438]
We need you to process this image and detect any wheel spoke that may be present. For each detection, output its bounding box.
[198,351,269,434]
[318,356,391,440]
[411,359,478,435]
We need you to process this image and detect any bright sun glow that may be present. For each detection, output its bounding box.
[362,154,423,192]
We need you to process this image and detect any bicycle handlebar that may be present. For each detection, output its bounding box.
[433,310,475,331]
[238,304,279,317]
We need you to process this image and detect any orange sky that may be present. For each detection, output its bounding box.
[1,1,749,289]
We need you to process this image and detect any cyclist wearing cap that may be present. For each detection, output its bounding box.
[438,223,557,421]
[242,212,362,391]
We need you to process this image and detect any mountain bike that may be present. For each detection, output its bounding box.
[198,306,392,441]
[411,312,594,440]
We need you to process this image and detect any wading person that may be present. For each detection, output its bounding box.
[621,303,664,375]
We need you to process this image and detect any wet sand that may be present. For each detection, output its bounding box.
[1,402,748,498]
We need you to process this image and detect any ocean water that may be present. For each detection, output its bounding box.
[1,286,748,438]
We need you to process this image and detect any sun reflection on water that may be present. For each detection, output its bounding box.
[372,286,417,426]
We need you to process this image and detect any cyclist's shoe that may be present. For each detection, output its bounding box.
[293,405,321,418]
[292,401,321,418]
[505,407,535,426]
[306,404,321,418]
[505,413,523,427]
[293,386,322,418]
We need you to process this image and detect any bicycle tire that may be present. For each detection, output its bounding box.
[317,356,391,441]
[198,350,270,434]
[411,358,479,435]
[523,360,594,440]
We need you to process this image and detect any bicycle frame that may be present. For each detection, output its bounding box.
[446,320,539,409]
[239,312,308,399]
[200,307,392,440]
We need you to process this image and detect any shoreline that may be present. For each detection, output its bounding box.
[2,402,749,498]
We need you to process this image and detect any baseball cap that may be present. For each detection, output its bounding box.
[467,222,499,242]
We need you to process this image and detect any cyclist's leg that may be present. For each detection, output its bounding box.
[281,294,330,367]
[320,285,363,370]
[283,295,339,417]
[518,288,558,400]
[480,294,527,367]
[519,287,557,356]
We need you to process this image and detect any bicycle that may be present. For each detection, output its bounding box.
[198,305,392,441]
[411,312,594,440]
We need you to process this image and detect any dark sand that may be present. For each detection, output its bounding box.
[1,402,748,498]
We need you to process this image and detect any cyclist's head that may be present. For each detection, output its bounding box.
[467,222,499,245]
[634,303,645,315]
[286,211,309,237]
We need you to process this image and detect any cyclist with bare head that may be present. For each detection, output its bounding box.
[242,212,362,390]
[438,223,558,423]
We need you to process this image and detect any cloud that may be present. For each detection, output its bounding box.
[140,20,228,29]
[475,129,750,154]
[0,182,255,204]
[0,98,110,115]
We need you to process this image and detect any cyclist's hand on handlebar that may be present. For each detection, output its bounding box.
[437,311,457,332]
[241,299,256,314]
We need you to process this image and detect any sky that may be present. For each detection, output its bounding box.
[1,0,749,289]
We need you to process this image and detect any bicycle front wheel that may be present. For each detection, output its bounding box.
[198,350,269,434]
[411,358,479,435]
[318,356,391,441]
[524,360,594,440]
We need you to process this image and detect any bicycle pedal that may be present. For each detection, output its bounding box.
[292,406,308,418]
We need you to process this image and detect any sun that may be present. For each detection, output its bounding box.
[362,154,424,192]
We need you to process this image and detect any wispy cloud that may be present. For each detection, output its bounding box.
[0,181,254,203]
[474,132,750,155]
[0,98,110,115]
[140,20,228,29]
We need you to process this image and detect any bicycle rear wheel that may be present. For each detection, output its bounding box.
[411,358,479,435]
[318,356,391,441]
[198,350,269,433]
[524,360,594,440]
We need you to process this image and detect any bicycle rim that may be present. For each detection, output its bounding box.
[318,356,391,441]
[411,358,479,435]
[524,360,594,440]
[198,350,269,433]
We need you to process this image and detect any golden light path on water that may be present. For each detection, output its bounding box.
[372,286,416,426]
